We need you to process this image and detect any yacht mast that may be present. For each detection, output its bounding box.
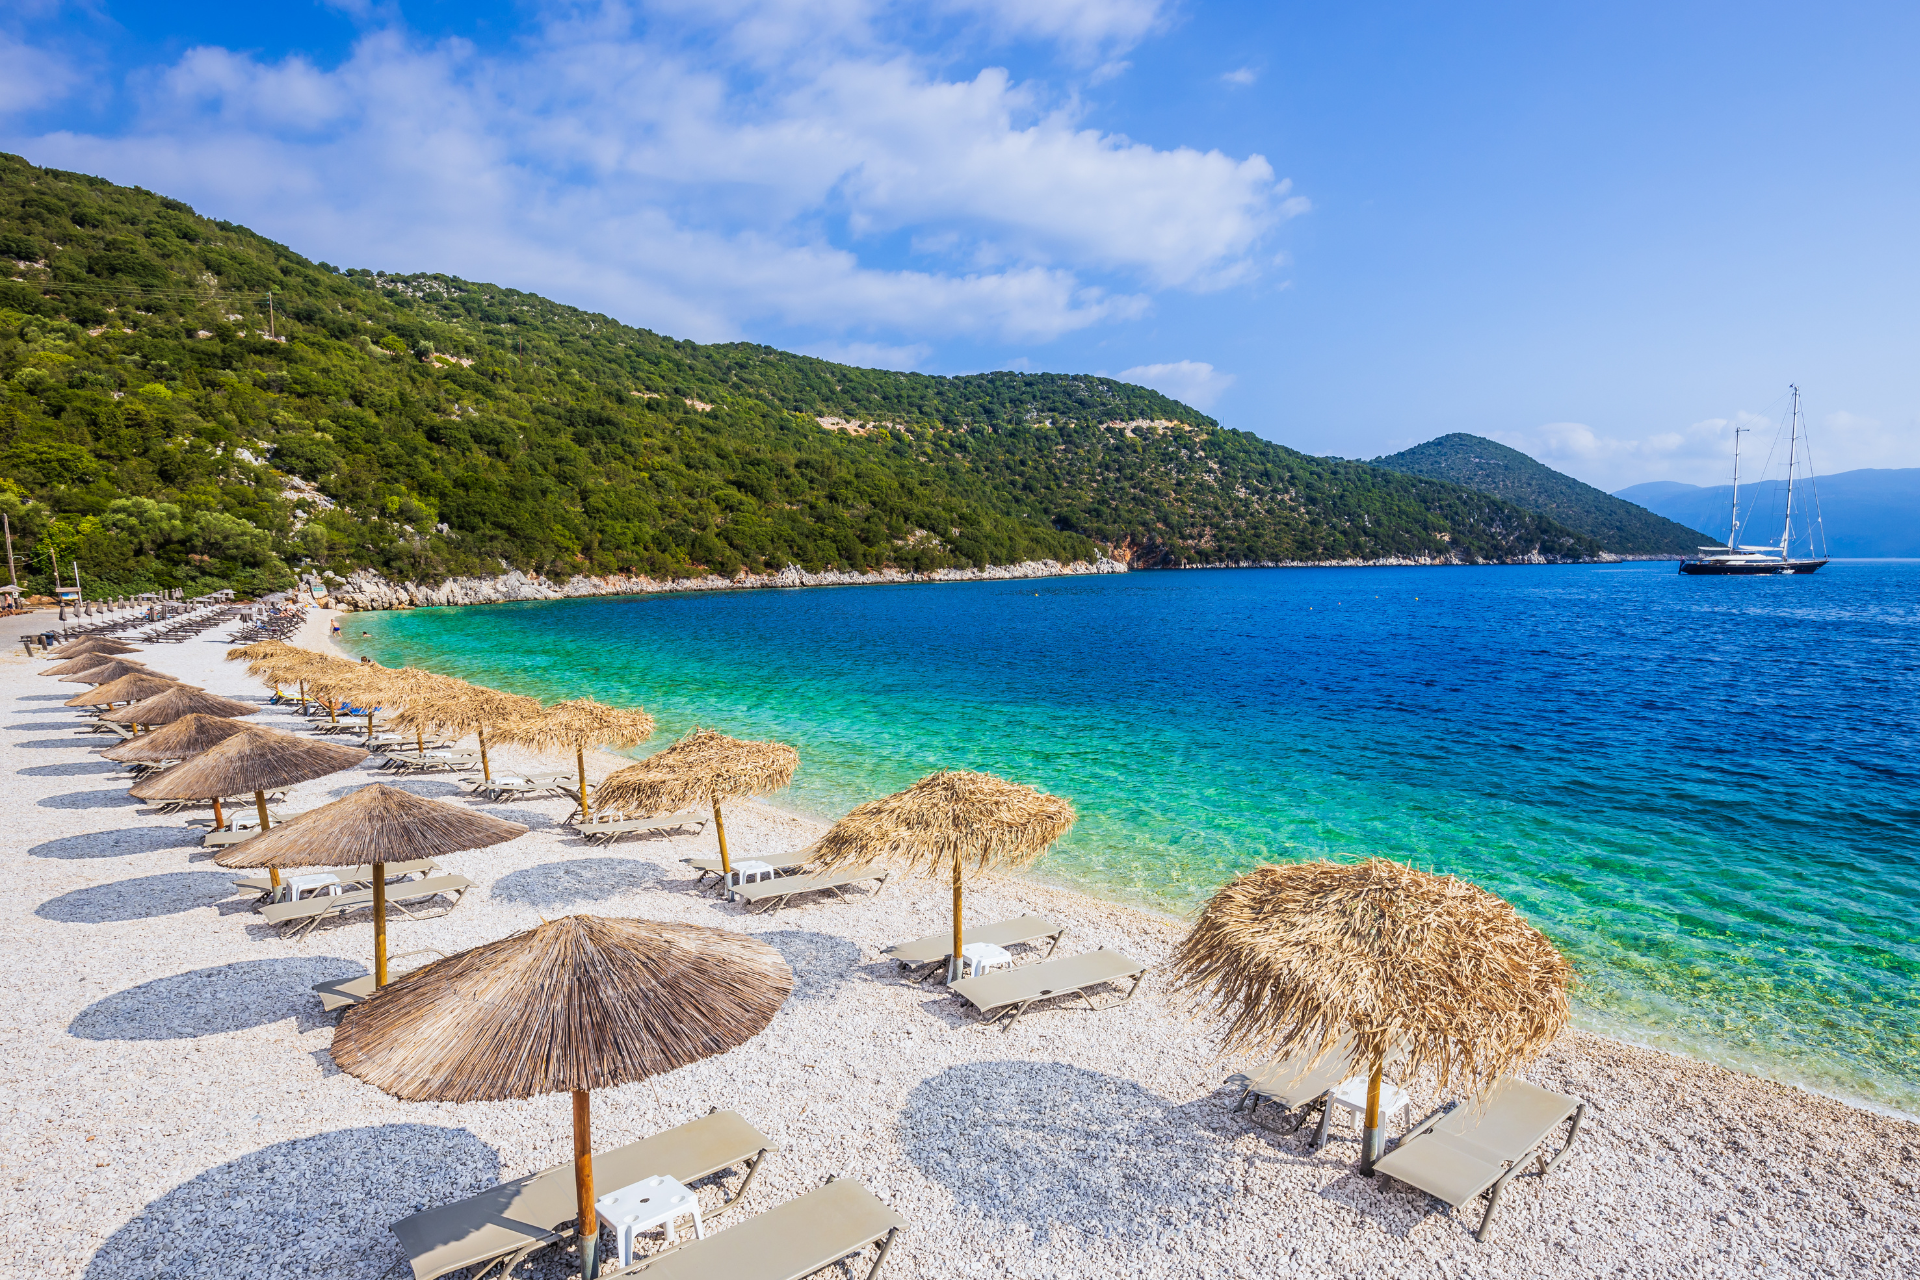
[1780,386,1799,557]
[1728,424,1747,551]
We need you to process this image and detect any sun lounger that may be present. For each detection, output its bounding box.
[231,858,441,897]
[948,948,1147,1030]
[1226,1033,1361,1127]
[259,874,473,937]
[389,1108,778,1280]
[883,914,1067,979]
[1372,1077,1587,1242]
[684,851,812,888]
[732,864,890,913]
[578,810,709,845]
[607,1177,905,1280]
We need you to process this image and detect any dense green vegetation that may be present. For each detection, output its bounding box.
[1373,433,1706,555]
[1,154,1602,598]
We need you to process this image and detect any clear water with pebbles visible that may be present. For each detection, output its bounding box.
[345,561,1920,1112]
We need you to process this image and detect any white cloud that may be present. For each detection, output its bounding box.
[2,4,1290,348]
[1119,359,1234,410]
[947,0,1171,56]
[0,32,75,114]
[1493,406,1920,492]
[1221,67,1258,87]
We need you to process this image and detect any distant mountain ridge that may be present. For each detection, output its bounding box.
[1372,434,1708,556]
[1616,469,1920,558]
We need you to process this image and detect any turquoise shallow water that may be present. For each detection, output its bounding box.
[344,562,1920,1113]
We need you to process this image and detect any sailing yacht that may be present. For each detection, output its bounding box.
[1679,387,1830,576]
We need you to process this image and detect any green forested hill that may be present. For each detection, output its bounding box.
[0,154,1600,597]
[1372,433,1706,555]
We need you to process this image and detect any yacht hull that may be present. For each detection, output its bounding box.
[1678,558,1829,576]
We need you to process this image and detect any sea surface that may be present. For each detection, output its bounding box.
[344,561,1920,1113]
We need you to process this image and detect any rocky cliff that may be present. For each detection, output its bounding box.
[315,557,1129,612]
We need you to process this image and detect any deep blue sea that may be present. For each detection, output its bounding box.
[345,561,1920,1112]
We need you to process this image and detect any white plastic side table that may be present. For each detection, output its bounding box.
[960,942,1013,978]
[1313,1074,1413,1152]
[721,860,775,900]
[596,1173,705,1268]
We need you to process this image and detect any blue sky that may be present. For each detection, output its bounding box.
[4,1,1916,489]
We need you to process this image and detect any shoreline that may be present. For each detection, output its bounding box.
[4,618,1915,1277]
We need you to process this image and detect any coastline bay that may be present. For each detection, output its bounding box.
[343,561,1920,1114]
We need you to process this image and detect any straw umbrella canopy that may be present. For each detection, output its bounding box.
[102,713,259,763]
[131,728,368,885]
[51,637,140,658]
[1171,859,1574,1173]
[808,770,1075,980]
[251,649,361,719]
[593,729,799,876]
[215,783,527,987]
[103,686,259,727]
[495,699,656,822]
[43,653,149,676]
[57,658,152,684]
[332,915,793,1278]
[388,684,544,783]
[225,640,296,664]
[65,672,188,708]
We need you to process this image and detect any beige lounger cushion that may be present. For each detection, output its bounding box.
[613,1178,904,1280]
[732,864,888,910]
[259,874,471,929]
[1229,1032,1360,1111]
[883,914,1065,967]
[685,851,810,875]
[1373,1078,1583,1209]
[580,811,707,841]
[949,948,1146,1019]
[390,1110,777,1280]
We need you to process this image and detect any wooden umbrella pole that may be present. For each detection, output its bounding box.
[713,798,731,875]
[949,856,964,984]
[415,726,424,753]
[255,790,280,891]
[479,728,491,783]
[211,796,223,828]
[1361,1061,1384,1175]
[298,680,307,713]
[373,864,388,986]
[576,745,589,823]
[573,1089,599,1279]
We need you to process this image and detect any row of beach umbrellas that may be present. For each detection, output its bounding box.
[44,629,1574,1274]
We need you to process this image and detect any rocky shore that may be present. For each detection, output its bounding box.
[315,557,1129,612]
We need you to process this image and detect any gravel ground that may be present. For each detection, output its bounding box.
[2,614,1915,1279]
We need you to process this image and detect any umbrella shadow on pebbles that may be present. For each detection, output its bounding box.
[902,1062,1241,1244]
[20,760,125,777]
[491,857,663,908]
[69,957,363,1040]
[36,871,237,923]
[756,929,860,1003]
[34,787,147,811]
[84,1123,500,1280]
[29,826,199,860]
[10,737,93,749]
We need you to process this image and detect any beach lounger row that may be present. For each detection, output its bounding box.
[882,913,1066,980]
[260,874,473,937]
[390,1108,781,1280]
[948,947,1147,1030]
[734,863,890,912]
[230,858,442,899]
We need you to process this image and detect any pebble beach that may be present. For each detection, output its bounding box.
[2,610,1916,1279]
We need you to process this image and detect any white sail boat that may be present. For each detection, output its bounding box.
[1679,386,1830,575]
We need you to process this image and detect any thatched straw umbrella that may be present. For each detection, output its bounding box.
[332,916,792,1278]
[103,686,259,727]
[389,684,543,783]
[102,713,258,764]
[809,770,1075,981]
[251,649,360,720]
[43,653,150,677]
[593,729,798,877]
[496,699,656,823]
[131,729,368,890]
[216,783,526,986]
[65,672,188,708]
[225,640,295,664]
[51,637,140,658]
[1172,859,1574,1173]
[54,657,152,683]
